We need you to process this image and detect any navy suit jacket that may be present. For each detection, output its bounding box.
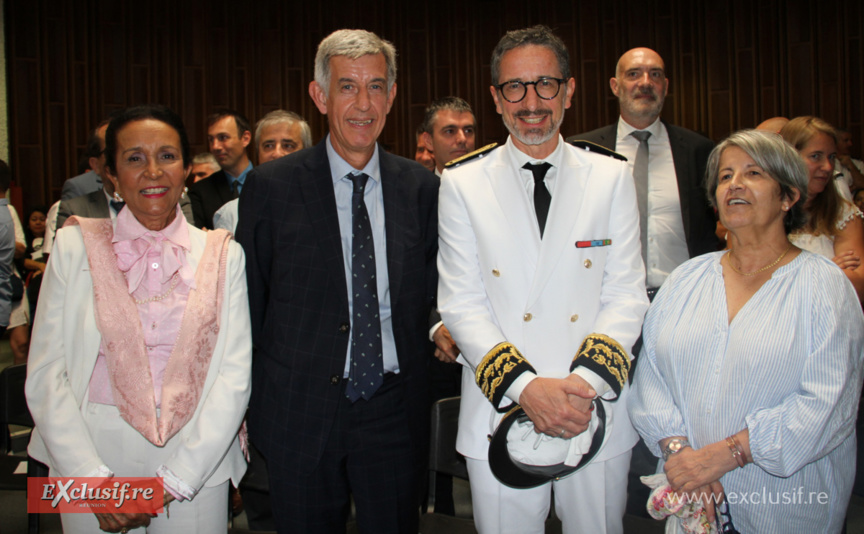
[188,169,234,229]
[567,121,719,258]
[237,142,438,475]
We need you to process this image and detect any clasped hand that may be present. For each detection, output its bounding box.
[519,374,596,439]
[664,444,731,523]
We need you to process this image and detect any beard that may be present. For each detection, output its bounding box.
[503,107,563,147]
[619,87,664,123]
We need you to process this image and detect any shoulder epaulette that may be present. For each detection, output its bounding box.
[445,143,499,169]
[569,140,628,162]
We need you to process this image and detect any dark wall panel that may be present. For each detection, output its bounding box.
[5,0,864,210]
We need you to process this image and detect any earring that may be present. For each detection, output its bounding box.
[782,205,790,211]
[181,186,188,199]
[113,191,124,203]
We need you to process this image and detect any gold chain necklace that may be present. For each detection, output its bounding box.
[726,245,792,276]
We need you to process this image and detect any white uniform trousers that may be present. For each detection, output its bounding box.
[58,403,230,534]
[466,450,631,534]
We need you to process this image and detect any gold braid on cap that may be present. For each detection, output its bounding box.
[475,342,536,412]
[570,334,630,397]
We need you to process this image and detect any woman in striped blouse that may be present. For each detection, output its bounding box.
[629,129,864,533]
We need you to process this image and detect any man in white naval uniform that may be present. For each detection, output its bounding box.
[437,25,649,534]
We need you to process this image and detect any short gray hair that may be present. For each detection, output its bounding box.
[490,25,571,85]
[314,29,397,92]
[254,110,313,151]
[705,129,809,234]
[422,96,474,134]
[192,152,219,167]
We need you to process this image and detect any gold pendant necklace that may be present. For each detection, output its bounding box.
[726,245,792,276]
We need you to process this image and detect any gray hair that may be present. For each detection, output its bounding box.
[192,152,219,167]
[490,25,571,85]
[705,129,809,234]
[254,110,313,151]
[314,29,397,92]
[422,96,474,134]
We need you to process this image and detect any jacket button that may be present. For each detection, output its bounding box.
[330,375,340,385]
[570,314,579,322]
[492,269,500,277]
[584,259,592,268]
[339,322,350,333]
[523,313,532,322]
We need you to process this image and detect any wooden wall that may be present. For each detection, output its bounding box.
[5,0,863,210]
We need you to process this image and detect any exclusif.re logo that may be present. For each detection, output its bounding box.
[27,477,164,514]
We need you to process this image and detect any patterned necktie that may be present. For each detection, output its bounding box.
[346,173,384,402]
[630,130,651,264]
[524,162,553,238]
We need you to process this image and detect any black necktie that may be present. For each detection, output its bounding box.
[346,173,384,402]
[524,162,552,237]
[110,200,125,214]
[231,180,240,199]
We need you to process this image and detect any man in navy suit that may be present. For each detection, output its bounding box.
[237,29,437,534]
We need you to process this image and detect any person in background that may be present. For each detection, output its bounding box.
[0,161,16,339]
[630,129,864,533]
[421,96,477,175]
[188,110,253,229]
[189,152,221,183]
[414,125,436,172]
[26,104,252,534]
[780,116,864,301]
[213,110,312,234]
[20,205,47,319]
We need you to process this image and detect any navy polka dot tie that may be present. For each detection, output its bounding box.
[345,172,384,402]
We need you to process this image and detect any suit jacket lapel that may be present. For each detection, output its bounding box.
[299,143,349,306]
[380,151,404,308]
[92,192,111,219]
[217,171,235,205]
[487,149,540,272]
[665,122,694,250]
[529,148,589,306]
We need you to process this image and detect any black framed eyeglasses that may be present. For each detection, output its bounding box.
[494,77,567,103]
[715,499,741,534]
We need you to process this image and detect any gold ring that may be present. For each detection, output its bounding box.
[558,429,565,438]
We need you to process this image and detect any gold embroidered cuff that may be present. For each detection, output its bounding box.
[475,342,536,411]
[570,334,631,397]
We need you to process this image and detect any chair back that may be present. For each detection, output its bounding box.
[0,364,32,453]
[428,396,467,480]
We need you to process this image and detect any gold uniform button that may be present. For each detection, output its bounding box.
[584,259,592,268]
[523,313,533,322]
[492,269,500,277]
[570,314,579,322]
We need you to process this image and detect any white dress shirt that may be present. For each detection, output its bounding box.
[616,117,689,288]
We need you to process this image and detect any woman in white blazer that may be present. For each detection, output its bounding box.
[26,105,252,534]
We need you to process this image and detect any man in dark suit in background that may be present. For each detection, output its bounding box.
[568,46,718,519]
[60,121,109,201]
[568,47,718,289]
[237,29,438,534]
[188,109,253,228]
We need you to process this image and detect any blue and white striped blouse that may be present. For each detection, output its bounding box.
[629,250,864,533]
